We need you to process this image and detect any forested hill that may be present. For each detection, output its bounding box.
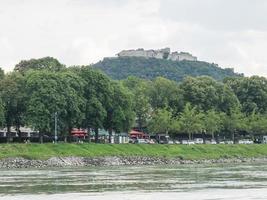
[93,57,243,82]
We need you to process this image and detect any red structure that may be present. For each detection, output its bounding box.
[71,128,87,137]
[129,130,149,139]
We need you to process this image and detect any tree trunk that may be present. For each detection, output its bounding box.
[16,124,22,143]
[108,127,112,143]
[87,127,91,143]
[95,128,99,143]
[7,125,11,143]
[39,132,43,144]
[232,131,235,143]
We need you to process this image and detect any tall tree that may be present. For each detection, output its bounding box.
[122,76,151,130]
[105,82,135,142]
[25,70,67,143]
[179,103,203,140]
[0,98,5,127]
[225,76,267,114]
[59,71,86,137]
[148,107,174,135]
[148,77,183,110]
[222,106,246,142]
[180,76,223,111]
[0,72,27,142]
[79,67,113,143]
[203,109,224,139]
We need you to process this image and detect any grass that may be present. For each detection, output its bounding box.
[0,143,267,160]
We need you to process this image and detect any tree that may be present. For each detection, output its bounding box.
[0,72,27,142]
[25,70,67,143]
[222,106,246,142]
[0,98,5,127]
[14,57,65,74]
[0,68,4,80]
[148,107,174,135]
[79,67,113,143]
[180,76,223,111]
[247,112,267,139]
[105,82,135,142]
[203,109,224,139]
[148,77,183,113]
[178,103,203,140]
[122,76,151,130]
[225,76,267,114]
[59,71,86,138]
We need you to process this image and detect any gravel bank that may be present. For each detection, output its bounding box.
[0,156,267,168]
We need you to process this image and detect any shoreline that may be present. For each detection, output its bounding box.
[1,156,267,168]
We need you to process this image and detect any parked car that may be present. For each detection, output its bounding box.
[174,140,180,144]
[194,138,204,144]
[168,140,174,144]
[134,139,148,144]
[156,134,170,144]
[188,140,195,145]
[211,139,217,144]
[205,140,211,144]
[147,139,156,144]
[181,140,189,145]
[225,140,234,144]
[238,139,253,144]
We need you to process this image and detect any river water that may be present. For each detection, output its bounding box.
[1,162,267,200]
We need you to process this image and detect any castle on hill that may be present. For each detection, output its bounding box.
[116,47,197,61]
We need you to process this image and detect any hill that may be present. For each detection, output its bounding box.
[93,57,243,82]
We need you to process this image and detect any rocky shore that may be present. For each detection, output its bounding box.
[0,156,267,168]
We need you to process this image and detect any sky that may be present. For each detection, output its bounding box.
[0,0,267,76]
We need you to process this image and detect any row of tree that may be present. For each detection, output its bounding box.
[122,74,267,141]
[0,57,267,142]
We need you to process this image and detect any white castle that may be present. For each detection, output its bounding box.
[117,47,197,61]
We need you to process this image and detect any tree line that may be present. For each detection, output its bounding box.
[0,57,267,143]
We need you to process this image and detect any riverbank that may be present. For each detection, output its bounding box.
[1,143,267,168]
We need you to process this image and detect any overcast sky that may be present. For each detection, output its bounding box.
[1,0,267,76]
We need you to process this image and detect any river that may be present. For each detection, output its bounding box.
[1,162,267,199]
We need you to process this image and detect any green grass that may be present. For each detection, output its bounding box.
[0,143,267,160]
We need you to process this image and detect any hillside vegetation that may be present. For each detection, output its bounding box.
[93,57,242,82]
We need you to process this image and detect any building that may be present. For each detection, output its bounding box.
[117,47,197,61]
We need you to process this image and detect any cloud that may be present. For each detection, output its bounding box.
[0,0,267,77]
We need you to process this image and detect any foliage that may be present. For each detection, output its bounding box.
[14,57,65,74]
[93,57,242,82]
[180,76,238,112]
[148,107,174,135]
[203,109,224,139]
[178,103,203,140]
[225,76,267,114]
[0,72,27,138]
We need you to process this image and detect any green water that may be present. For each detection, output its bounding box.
[1,162,267,199]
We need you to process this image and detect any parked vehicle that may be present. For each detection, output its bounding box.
[181,140,189,145]
[174,140,180,144]
[194,138,204,144]
[211,139,217,144]
[168,140,174,144]
[188,140,195,145]
[238,139,253,144]
[181,140,195,145]
[134,139,148,144]
[156,134,170,144]
[225,140,234,144]
[263,136,267,144]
